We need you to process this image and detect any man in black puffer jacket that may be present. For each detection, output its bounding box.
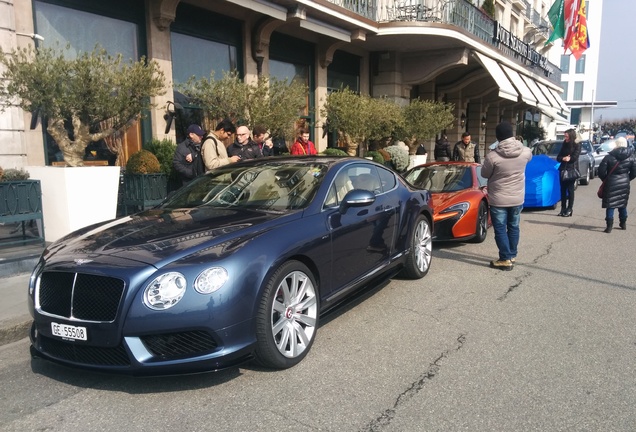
[598,137,636,233]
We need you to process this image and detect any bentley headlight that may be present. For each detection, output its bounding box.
[143,272,187,310]
[194,267,228,294]
[440,202,470,218]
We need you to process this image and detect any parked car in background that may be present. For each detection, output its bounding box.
[403,162,490,243]
[578,140,597,178]
[594,139,618,173]
[531,140,592,186]
[28,157,434,374]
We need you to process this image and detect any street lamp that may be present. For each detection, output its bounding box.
[164,101,183,134]
[15,32,44,41]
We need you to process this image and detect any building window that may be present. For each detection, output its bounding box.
[171,34,237,84]
[169,4,242,141]
[560,82,569,100]
[34,1,140,59]
[326,51,361,147]
[573,81,584,101]
[270,60,310,119]
[570,108,581,125]
[270,34,315,139]
[575,55,586,73]
[560,55,570,74]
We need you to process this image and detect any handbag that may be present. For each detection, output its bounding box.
[597,161,620,199]
[560,165,580,182]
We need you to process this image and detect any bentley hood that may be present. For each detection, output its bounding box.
[43,207,296,267]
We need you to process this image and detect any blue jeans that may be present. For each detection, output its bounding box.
[606,207,627,221]
[490,205,523,261]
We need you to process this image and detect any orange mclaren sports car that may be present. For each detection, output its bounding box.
[403,162,490,243]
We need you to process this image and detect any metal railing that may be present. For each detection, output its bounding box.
[524,0,531,19]
[330,0,377,19]
[328,0,560,84]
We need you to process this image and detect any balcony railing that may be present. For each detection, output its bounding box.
[328,0,560,84]
[524,0,532,19]
[329,0,377,19]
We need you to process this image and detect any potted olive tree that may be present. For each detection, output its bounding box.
[399,99,455,168]
[0,46,165,241]
[180,71,307,147]
[322,87,455,165]
[320,88,404,157]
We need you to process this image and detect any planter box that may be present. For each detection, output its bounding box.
[0,180,45,245]
[409,154,428,169]
[122,173,167,214]
[26,166,120,243]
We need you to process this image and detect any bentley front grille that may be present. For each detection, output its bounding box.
[38,271,125,322]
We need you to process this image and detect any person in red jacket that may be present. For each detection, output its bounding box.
[290,128,317,155]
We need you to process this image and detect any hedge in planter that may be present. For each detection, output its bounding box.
[122,150,167,213]
[0,168,44,245]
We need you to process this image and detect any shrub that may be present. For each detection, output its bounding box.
[365,151,385,165]
[384,145,410,172]
[145,139,176,176]
[1,168,30,181]
[322,148,348,156]
[126,149,161,174]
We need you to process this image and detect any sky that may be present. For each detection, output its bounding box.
[595,0,636,122]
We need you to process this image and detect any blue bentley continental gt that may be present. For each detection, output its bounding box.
[28,156,433,374]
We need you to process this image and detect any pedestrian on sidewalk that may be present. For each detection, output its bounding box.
[598,136,636,233]
[556,128,580,217]
[481,121,532,270]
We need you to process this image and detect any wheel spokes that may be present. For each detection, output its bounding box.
[414,220,432,272]
[271,270,318,358]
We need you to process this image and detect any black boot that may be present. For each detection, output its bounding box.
[558,206,567,216]
[604,219,613,233]
[619,218,627,230]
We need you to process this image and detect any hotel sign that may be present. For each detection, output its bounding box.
[494,22,551,76]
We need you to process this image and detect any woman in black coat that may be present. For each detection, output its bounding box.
[556,129,581,216]
[598,137,636,233]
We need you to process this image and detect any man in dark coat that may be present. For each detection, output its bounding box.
[598,137,636,232]
[227,125,263,160]
[434,134,452,161]
[173,124,206,186]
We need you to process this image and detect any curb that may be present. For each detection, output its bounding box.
[0,316,31,346]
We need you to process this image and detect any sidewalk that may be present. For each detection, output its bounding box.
[0,239,43,346]
[0,272,32,346]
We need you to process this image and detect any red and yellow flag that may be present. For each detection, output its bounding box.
[562,0,580,49]
[566,0,590,59]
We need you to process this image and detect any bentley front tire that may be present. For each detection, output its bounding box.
[254,261,319,369]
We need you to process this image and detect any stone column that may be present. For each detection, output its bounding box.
[145,0,177,142]
[371,51,409,105]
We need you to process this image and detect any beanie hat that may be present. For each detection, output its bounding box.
[495,122,514,142]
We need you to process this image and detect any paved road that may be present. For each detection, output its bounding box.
[1,178,635,431]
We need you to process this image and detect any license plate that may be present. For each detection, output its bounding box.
[51,322,87,341]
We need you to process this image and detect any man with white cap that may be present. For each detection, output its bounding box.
[481,121,532,270]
